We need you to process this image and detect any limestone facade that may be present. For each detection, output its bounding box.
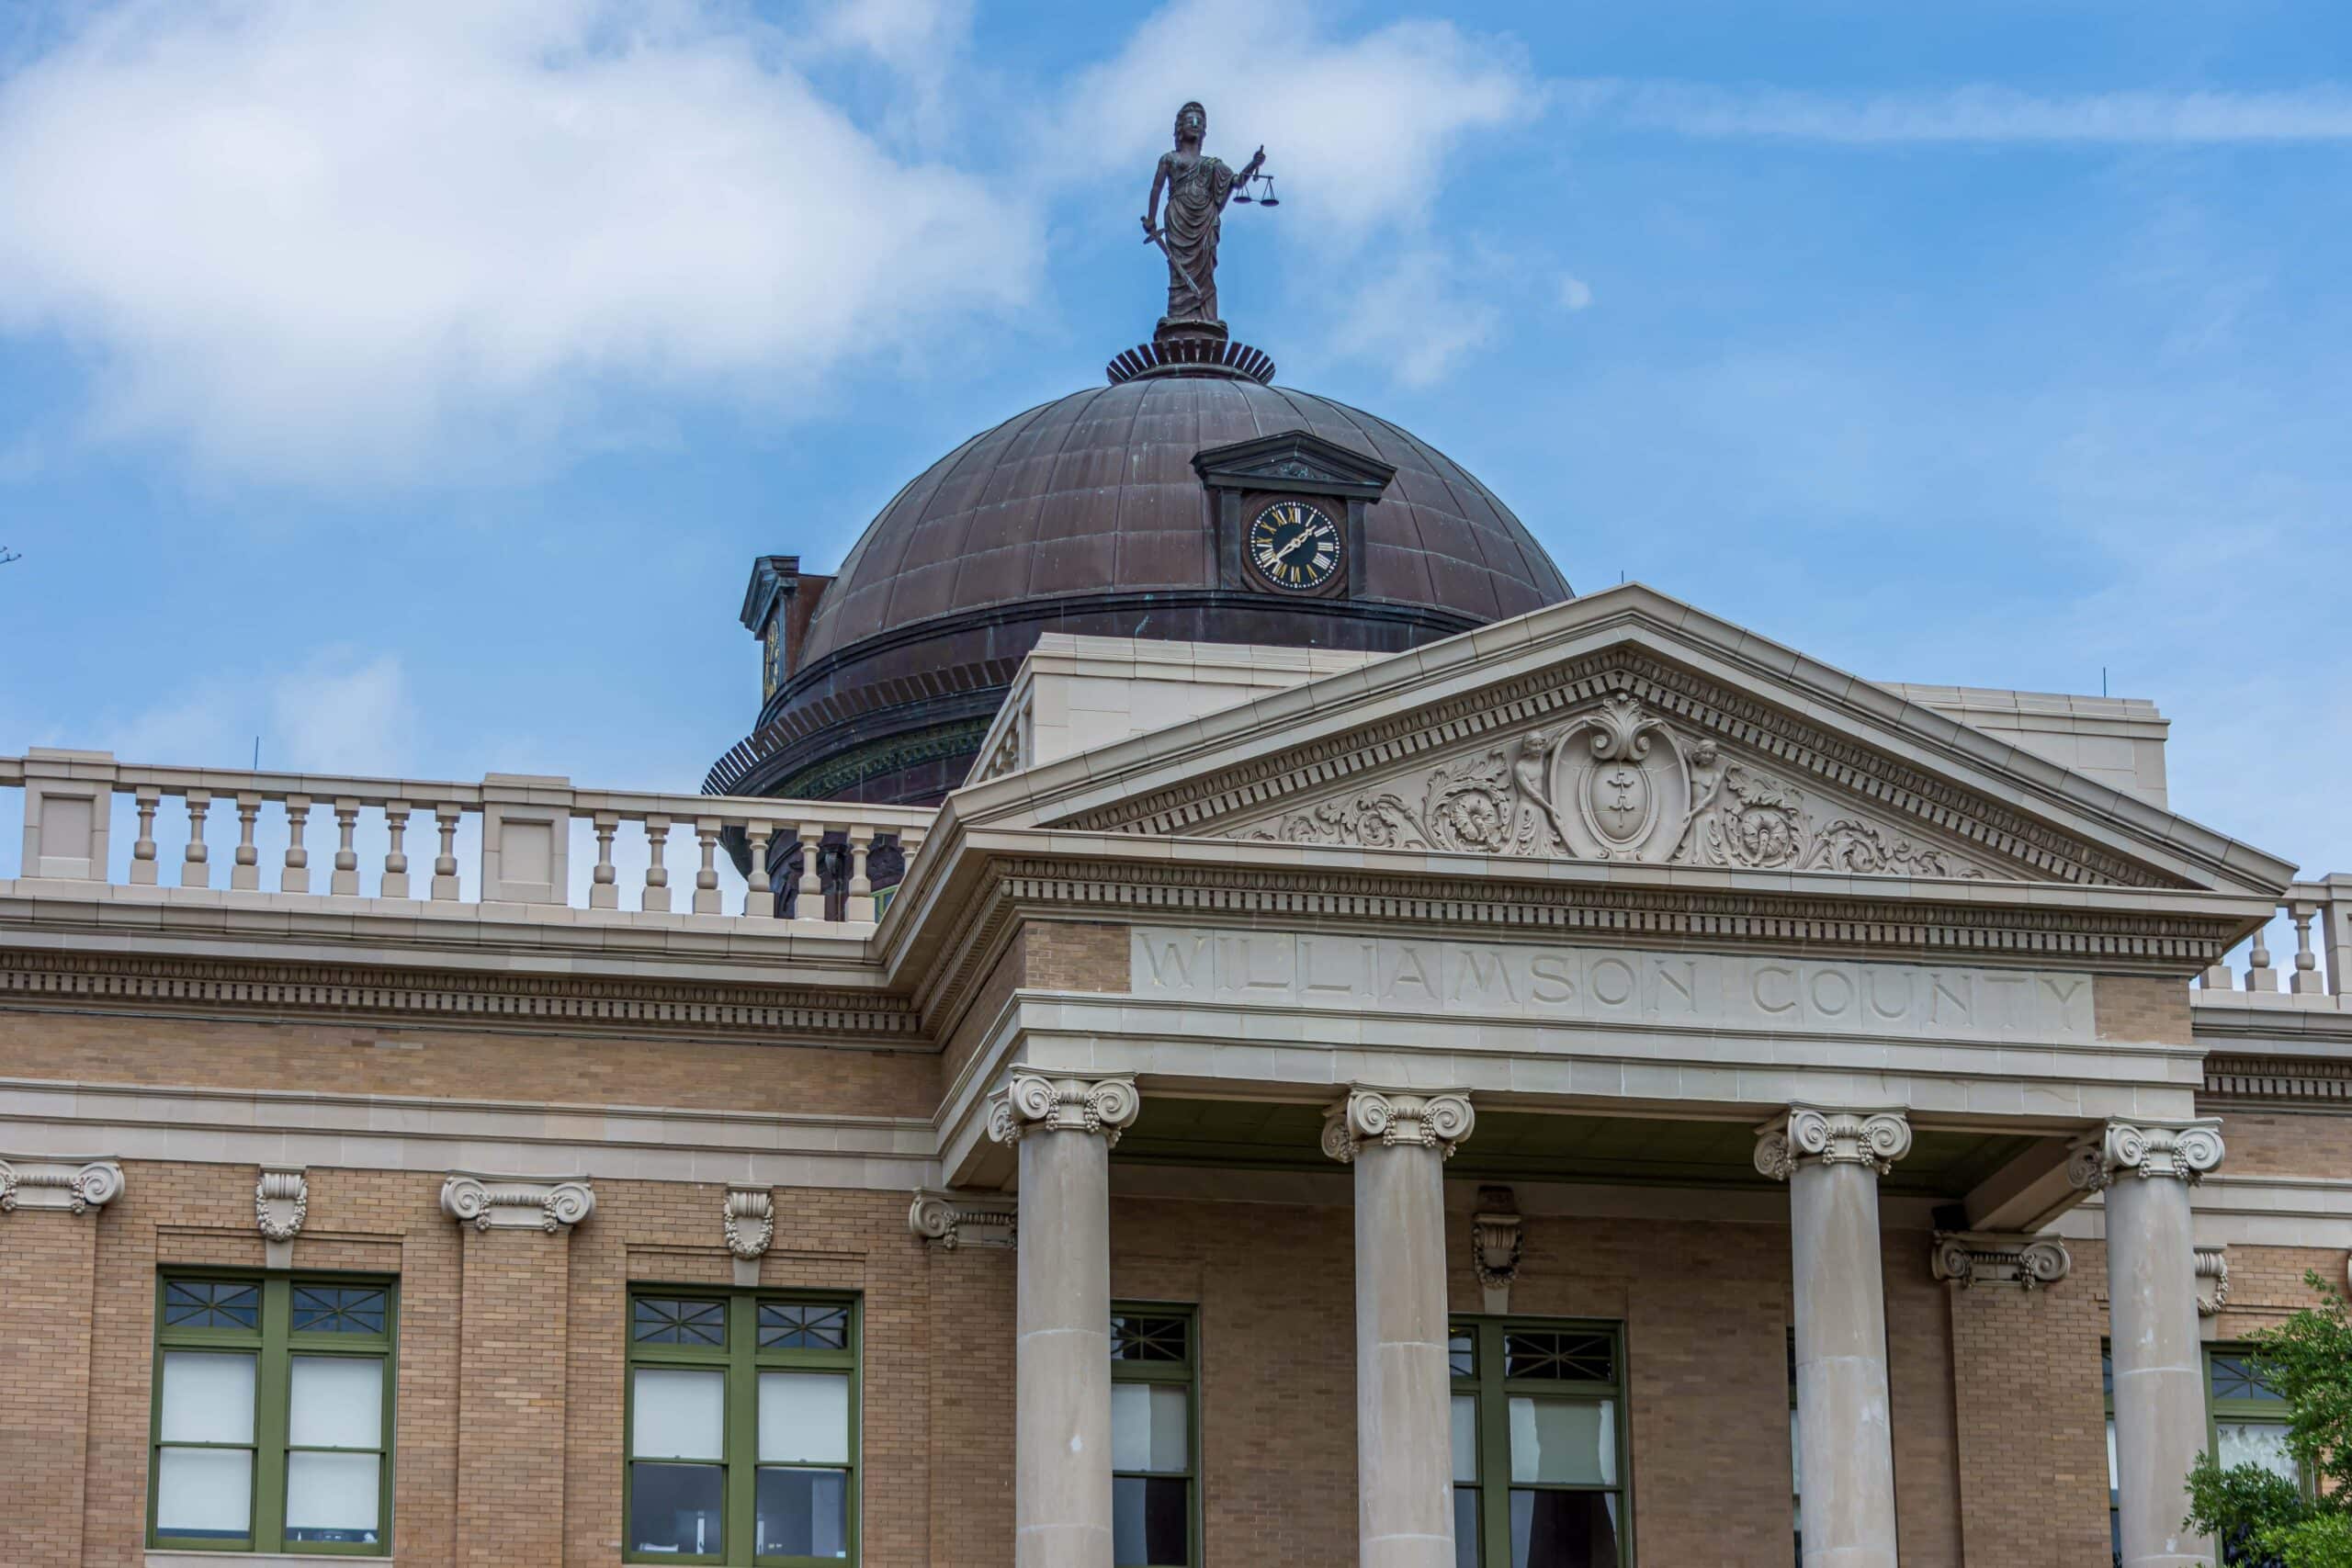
[3,585,2348,1567]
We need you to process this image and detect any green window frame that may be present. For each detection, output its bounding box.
[625,1288,861,1566]
[148,1272,398,1555]
[2103,1343,2302,1568]
[1450,1317,1634,1568]
[1110,1304,1200,1567]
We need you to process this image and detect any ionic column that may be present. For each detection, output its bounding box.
[1756,1104,1911,1568]
[1322,1087,1475,1568]
[2071,1120,2225,1568]
[988,1070,1141,1568]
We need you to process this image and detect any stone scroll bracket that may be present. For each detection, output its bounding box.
[1319,1087,1476,1165]
[908,1189,1017,1251]
[438,1173,594,1235]
[724,1187,775,1287]
[2195,1246,2230,1320]
[1471,1186,1523,1314]
[1930,1232,2073,1292]
[256,1165,309,1269]
[986,1069,1141,1149]
[0,1155,124,1216]
[1753,1105,1913,1180]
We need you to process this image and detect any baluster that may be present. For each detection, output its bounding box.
[693,818,722,915]
[331,798,360,896]
[431,804,462,900]
[642,814,673,913]
[796,824,824,923]
[130,785,160,886]
[744,819,774,919]
[232,792,262,890]
[181,790,212,888]
[382,801,413,898]
[2289,899,2324,996]
[590,812,620,909]
[898,825,926,882]
[845,824,876,923]
[281,795,312,893]
[2244,911,2279,992]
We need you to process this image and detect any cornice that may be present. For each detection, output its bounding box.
[2201,1053,2352,1107]
[0,946,926,1045]
[1052,653,2179,890]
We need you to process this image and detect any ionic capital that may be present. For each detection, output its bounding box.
[438,1173,594,1234]
[1754,1105,1912,1180]
[1319,1087,1475,1164]
[2065,1119,2224,1191]
[986,1070,1140,1148]
[908,1188,1017,1249]
[1929,1231,2073,1291]
[0,1155,123,1216]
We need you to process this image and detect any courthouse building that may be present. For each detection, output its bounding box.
[4,306,2349,1568]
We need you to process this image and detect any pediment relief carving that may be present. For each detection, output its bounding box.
[1232,690,2018,880]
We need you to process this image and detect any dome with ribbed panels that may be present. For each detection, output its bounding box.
[709,373,1573,805]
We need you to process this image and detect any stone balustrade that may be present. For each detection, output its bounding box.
[0,748,933,930]
[2193,875,2352,1010]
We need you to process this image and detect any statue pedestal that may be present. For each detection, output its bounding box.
[1155,317,1228,348]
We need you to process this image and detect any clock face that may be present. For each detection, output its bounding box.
[1247,500,1343,592]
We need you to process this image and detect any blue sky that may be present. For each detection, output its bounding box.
[1,0,2348,894]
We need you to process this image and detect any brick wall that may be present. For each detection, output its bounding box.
[2095,975,2193,1044]
[0,1210,97,1568]
[2209,1107,2352,1178]
[939,921,1131,1095]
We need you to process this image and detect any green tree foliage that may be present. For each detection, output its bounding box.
[2185,1271,2352,1568]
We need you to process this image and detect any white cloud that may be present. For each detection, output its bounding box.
[807,0,974,148]
[1559,275,1593,312]
[0,0,1039,485]
[1333,249,1498,389]
[1055,0,1541,243]
[99,648,419,775]
[1562,80,2352,145]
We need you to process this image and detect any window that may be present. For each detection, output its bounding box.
[627,1290,859,1565]
[2104,1345,2301,1568]
[1451,1319,1632,1568]
[149,1275,397,1555]
[1111,1307,1198,1567]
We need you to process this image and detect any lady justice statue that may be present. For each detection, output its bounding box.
[1141,101,1265,340]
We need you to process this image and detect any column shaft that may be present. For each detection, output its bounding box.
[1352,1139,1456,1568]
[2107,1172,2212,1568]
[1790,1158,1900,1568]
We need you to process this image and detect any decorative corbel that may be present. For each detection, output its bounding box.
[1929,1232,2072,1292]
[0,1155,124,1216]
[256,1165,309,1269]
[438,1173,594,1235]
[908,1189,1018,1250]
[724,1188,775,1286]
[2195,1247,2230,1317]
[1471,1186,1523,1313]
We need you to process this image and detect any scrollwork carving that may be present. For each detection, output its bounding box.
[438,1173,595,1234]
[1320,1088,1475,1163]
[2068,1120,2225,1190]
[986,1070,1142,1148]
[723,1188,775,1260]
[1930,1232,2072,1291]
[255,1166,309,1244]
[0,1156,124,1216]
[1756,1106,1912,1179]
[908,1189,1017,1249]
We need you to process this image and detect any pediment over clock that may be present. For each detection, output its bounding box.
[1190,429,1397,501]
[983,585,2295,898]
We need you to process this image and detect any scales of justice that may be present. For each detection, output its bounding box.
[1109,100,1283,385]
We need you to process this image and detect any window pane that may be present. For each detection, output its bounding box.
[633,1367,725,1461]
[756,1466,850,1559]
[1112,1382,1188,1473]
[1453,1393,1479,1483]
[1504,1331,1614,1383]
[163,1279,260,1330]
[759,1302,852,1351]
[1509,1397,1614,1485]
[2107,1417,2118,1495]
[1450,1328,1476,1376]
[290,1286,387,1336]
[633,1295,727,1346]
[1111,1314,1188,1363]
[2217,1421,2298,1483]
[289,1356,383,1449]
[630,1461,723,1556]
[156,1446,253,1538]
[760,1371,850,1464]
[1112,1474,1189,1566]
[2211,1355,2286,1404]
[1510,1488,1622,1568]
[160,1350,256,1444]
[286,1450,381,1538]
[1455,1486,1482,1567]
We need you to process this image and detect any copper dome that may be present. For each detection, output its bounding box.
[709,374,1572,805]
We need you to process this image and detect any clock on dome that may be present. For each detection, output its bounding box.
[1247,499,1344,592]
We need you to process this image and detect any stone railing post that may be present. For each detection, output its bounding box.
[1323,1087,1475,1568]
[1757,1104,1911,1568]
[987,1069,1140,1568]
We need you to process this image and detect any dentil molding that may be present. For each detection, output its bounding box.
[908,1189,1018,1249]
[987,1070,1140,1148]
[0,1154,123,1215]
[1754,1105,1913,1179]
[1930,1231,2073,1291]
[1320,1088,1476,1163]
[2066,1119,2226,1191]
[438,1173,595,1234]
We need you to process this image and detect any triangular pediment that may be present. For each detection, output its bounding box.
[956,586,2294,897]
[1190,430,1397,499]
